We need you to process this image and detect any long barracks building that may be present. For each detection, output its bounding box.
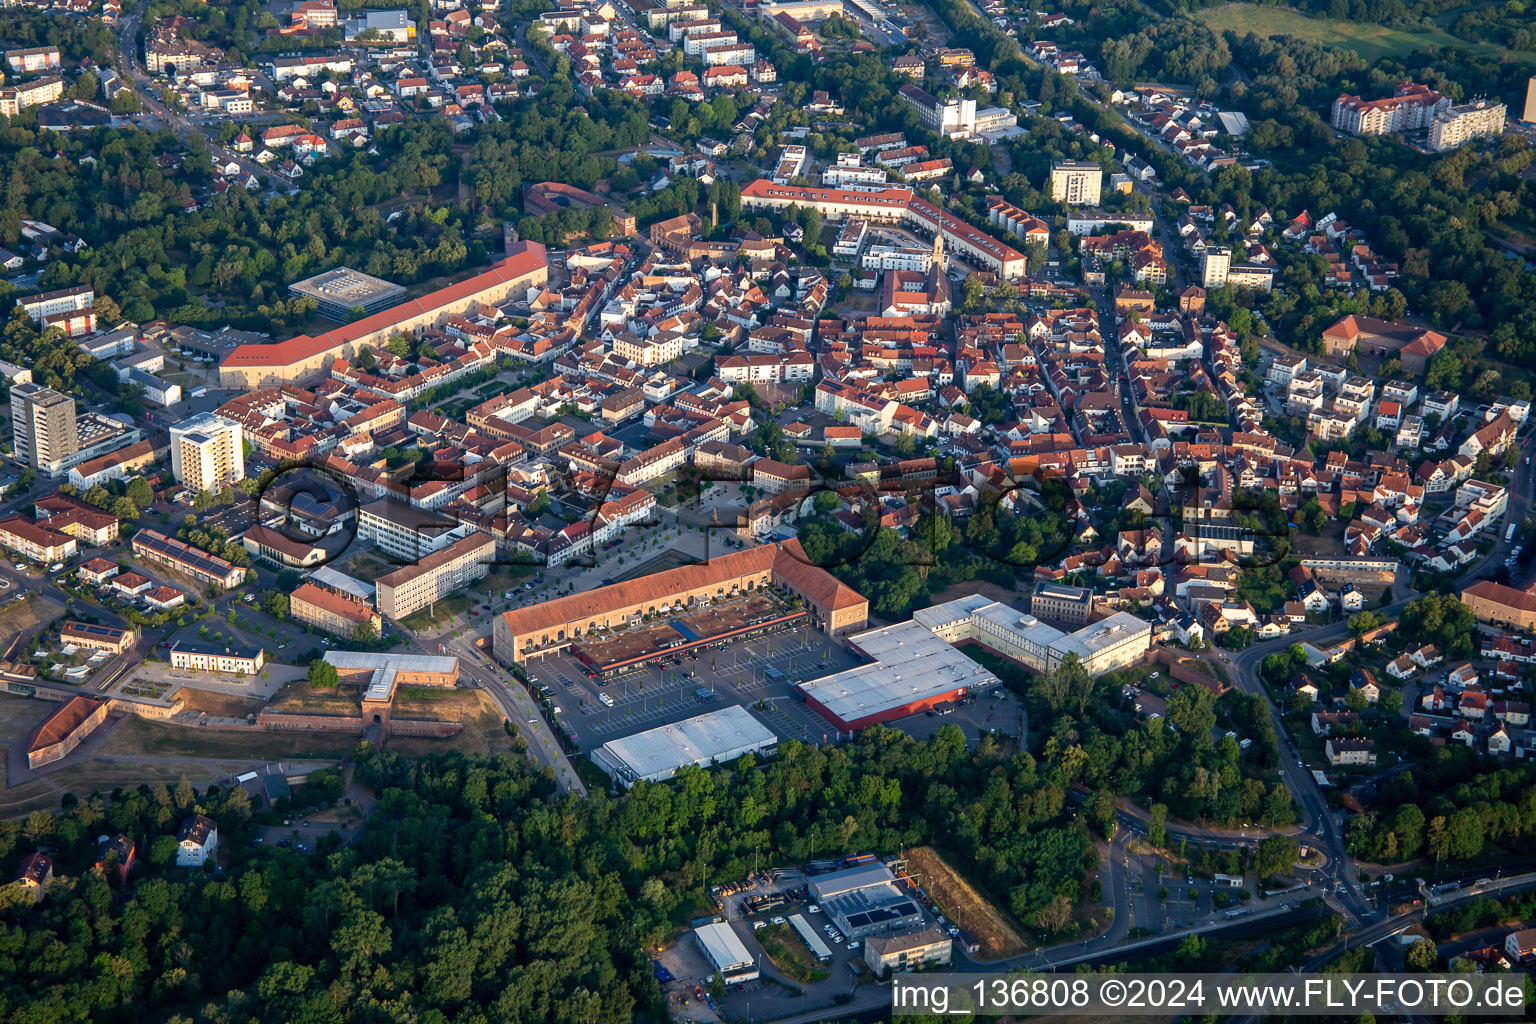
[493,540,868,665]
[218,242,549,388]
[740,180,1027,281]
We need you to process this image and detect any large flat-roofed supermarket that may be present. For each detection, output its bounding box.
[794,597,1153,732]
[590,705,778,787]
[795,620,999,732]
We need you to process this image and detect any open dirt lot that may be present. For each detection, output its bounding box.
[99,716,360,760]
[0,593,66,638]
[907,845,1025,959]
[177,688,266,717]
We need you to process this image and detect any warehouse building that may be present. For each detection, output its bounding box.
[795,620,998,732]
[808,864,924,940]
[589,704,777,787]
[693,922,759,983]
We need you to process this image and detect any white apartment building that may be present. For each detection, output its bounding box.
[1050,160,1102,205]
[170,412,245,493]
[832,219,867,257]
[773,144,809,184]
[1429,100,1506,152]
[1201,247,1230,288]
[862,243,939,272]
[18,285,93,323]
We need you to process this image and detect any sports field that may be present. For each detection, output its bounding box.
[1196,4,1506,61]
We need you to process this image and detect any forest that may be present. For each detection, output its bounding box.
[794,486,1074,618]
[974,647,1298,829]
[0,729,1100,1022]
[0,116,482,333]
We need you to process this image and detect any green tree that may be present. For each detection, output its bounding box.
[308,659,340,689]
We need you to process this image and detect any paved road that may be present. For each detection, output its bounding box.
[431,631,588,796]
[1222,871,1536,1024]
[114,0,272,182]
[1211,435,1536,930]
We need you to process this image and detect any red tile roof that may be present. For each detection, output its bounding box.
[220,242,547,369]
[25,696,107,755]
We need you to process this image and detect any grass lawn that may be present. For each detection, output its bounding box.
[344,555,398,583]
[0,696,55,742]
[471,564,537,596]
[1195,3,1511,60]
[754,924,830,983]
[399,593,475,630]
[387,705,518,758]
[269,679,358,714]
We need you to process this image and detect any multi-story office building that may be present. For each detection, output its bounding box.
[1525,75,1536,125]
[375,533,493,619]
[357,497,462,562]
[10,382,77,474]
[1049,161,1102,206]
[168,640,265,674]
[898,84,976,138]
[1029,581,1095,626]
[170,412,245,492]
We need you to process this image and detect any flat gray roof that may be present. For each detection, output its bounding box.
[288,267,406,306]
[322,651,459,702]
[593,704,777,785]
[694,922,753,973]
[797,621,996,724]
[1046,611,1153,660]
[808,863,895,899]
[359,496,457,532]
[308,565,375,601]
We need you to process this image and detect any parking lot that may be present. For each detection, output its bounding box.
[1123,855,1251,932]
[526,625,870,751]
